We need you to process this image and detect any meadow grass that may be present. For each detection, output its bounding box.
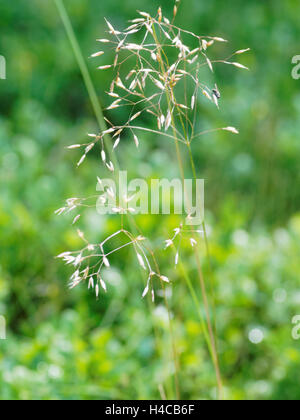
[55,0,249,400]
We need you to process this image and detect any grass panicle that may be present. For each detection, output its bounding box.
[56,0,249,400]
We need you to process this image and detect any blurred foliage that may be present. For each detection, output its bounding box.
[1,0,300,400]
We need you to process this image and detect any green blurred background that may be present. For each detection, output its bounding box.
[1,0,300,400]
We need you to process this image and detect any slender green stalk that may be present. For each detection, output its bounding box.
[54,0,117,169]
[152,23,223,400]
[169,82,223,400]
[175,126,223,400]
[150,249,181,400]
[124,225,181,400]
